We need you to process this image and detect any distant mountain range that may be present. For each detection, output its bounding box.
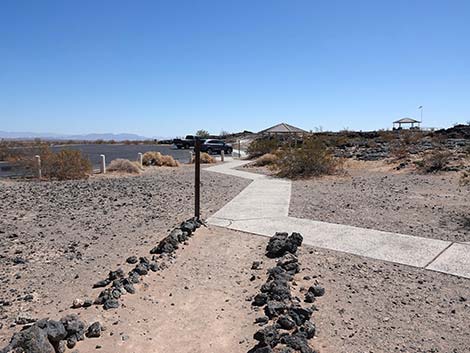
[0,131,165,141]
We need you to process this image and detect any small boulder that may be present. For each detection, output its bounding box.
[308,285,325,297]
[126,256,138,264]
[86,322,102,338]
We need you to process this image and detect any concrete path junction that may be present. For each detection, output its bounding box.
[206,158,470,279]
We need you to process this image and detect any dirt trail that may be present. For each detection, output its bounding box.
[77,226,262,353]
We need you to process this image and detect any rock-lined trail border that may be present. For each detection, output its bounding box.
[0,218,203,352]
[206,158,470,279]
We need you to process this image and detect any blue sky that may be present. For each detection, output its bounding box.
[1,0,469,137]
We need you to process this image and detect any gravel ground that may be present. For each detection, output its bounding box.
[42,226,470,353]
[302,243,470,353]
[0,166,250,343]
[1,161,469,353]
[289,163,470,242]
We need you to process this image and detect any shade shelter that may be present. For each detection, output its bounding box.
[258,123,308,136]
[393,118,421,130]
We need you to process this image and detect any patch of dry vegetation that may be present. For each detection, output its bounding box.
[33,149,92,180]
[107,159,142,174]
[252,153,278,167]
[142,151,180,167]
[460,171,470,187]
[273,137,343,179]
[415,150,452,173]
[389,141,410,161]
[191,152,215,164]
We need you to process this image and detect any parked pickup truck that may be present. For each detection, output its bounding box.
[172,135,204,149]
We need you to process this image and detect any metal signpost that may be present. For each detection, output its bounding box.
[194,137,201,220]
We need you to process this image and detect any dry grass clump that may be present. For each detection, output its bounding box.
[107,159,142,174]
[273,137,342,179]
[200,152,216,164]
[160,154,179,167]
[191,152,215,164]
[142,151,179,167]
[252,153,278,167]
[415,150,452,173]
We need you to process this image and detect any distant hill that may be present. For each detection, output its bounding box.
[0,131,158,141]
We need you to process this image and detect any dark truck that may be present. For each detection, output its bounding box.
[172,135,203,149]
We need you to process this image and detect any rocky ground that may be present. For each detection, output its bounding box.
[1,157,470,353]
[241,159,469,242]
[289,160,470,242]
[303,240,470,353]
[0,166,251,346]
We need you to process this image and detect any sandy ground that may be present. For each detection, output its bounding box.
[0,166,250,345]
[6,225,467,353]
[74,226,262,353]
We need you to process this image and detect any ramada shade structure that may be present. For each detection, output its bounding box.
[258,123,308,135]
[393,117,421,129]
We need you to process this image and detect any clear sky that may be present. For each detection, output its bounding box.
[1,0,469,137]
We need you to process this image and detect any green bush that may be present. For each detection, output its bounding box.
[273,137,341,179]
[195,129,210,138]
[247,138,281,159]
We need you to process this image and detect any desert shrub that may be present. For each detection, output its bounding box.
[0,142,16,161]
[252,153,278,167]
[273,137,342,179]
[40,149,92,180]
[142,151,162,166]
[415,150,452,173]
[160,154,180,167]
[460,171,470,187]
[400,130,425,145]
[389,141,410,160]
[464,145,470,157]
[247,138,281,159]
[377,130,397,143]
[142,151,179,167]
[196,129,210,138]
[107,159,142,174]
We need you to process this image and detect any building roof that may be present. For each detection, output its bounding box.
[258,123,308,134]
[393,117,420,124]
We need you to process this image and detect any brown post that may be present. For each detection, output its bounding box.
[194,138,201,220]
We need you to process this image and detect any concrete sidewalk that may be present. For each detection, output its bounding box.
[206,158,470,279]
